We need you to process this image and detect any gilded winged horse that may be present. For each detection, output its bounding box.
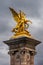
[9,7,32,33]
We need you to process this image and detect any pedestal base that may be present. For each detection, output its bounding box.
[3,36,41,65]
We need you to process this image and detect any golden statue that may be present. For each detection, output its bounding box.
[9,7,32,38]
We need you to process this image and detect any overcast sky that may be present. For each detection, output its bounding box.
[0,0,43,65]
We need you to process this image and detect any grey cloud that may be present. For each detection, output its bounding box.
[34,43,43,65]
[38,60,43,65]
[0,22,9,34]
[29,19,43,41]
[0,0,42,18]
[35,57,43,65]
[0,17,15,34]
[0,53,9,65]
[10,0,41,18]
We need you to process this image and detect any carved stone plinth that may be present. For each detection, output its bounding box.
[3,37,41,65]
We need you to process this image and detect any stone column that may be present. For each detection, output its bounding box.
[3,37,41,65]
[19,49,31,65]
[8,50,15,65]
[30,51,35,65]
